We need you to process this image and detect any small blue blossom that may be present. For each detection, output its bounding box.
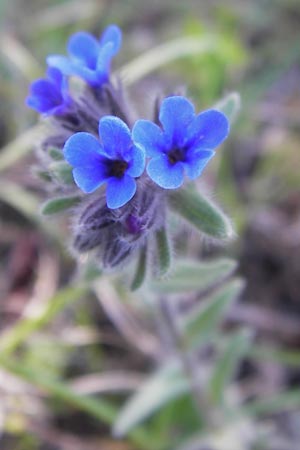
[63,116,145,209]
[132,96,230,189]
[47,25,122,87]
[26,67,71,115]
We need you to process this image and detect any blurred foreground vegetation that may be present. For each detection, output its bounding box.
[1,1,300,449]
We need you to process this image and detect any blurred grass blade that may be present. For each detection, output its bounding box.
[214,92,241,123]
[113,361,188,437]
[27,0,102,30]
[0,355,116,422]
[249,346,300,368]
[0,181,39,220]
[131,245,147,291]
[117,35,217,86]
[209,329,252,405]
[182,279,244,348]
[169,188,234,239]
[0,33,43,79]
[150,258,237,294]
[155,227,172,277]
[0,124,46,172]
[0,285,87,357]
[41,195,81,215]
[240,389,300,417]
[0,357,152,450]
[0,355,116,420]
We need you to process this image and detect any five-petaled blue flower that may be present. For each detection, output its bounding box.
[132,96,230,189]
[47,25,122,87]
[63,116,145,209]
[26,67,71,115]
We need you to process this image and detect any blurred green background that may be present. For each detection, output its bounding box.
[1,1,300,449]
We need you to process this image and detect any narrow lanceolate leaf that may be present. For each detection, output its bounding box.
[150,258,237,294]
[49,161,74,185]
[155,227,172,277]
[48,147,64,161]
[35,169,52,182]
[181,279,244,348]
[113,361,188,438]
[131,245,147,291]
[169,188,234,240]
[214,92,241,124]
[209,329,252,405]
[41,195,81,215]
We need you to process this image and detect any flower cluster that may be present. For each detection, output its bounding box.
[26,24,230,271]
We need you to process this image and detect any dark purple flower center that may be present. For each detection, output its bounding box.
[167,147,186,165]
[107,159,128,178]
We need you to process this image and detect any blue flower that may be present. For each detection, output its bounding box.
[26,67,71,115]
[63,116,145,209]
[47,25,122,87]
[132,96,230,189]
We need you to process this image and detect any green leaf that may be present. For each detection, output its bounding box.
[113,361,189,437]
[35,169,52,182]
[131,245,147,291]
[155,227,172,277]
[41,195,81,215]
[150,258,237,294]
[209,329,252,405]
[182,279,244,348]
[214,92,241,123]
[169,187,234,239]
[49,161,74,185]
[48,147,64,161]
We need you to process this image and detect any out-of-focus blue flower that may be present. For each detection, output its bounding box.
[26,67,71,115]
[63,116,145,209]
[47,25,122,87]
[132,96,230,189]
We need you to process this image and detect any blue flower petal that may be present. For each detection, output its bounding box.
[95,42,115,77]
[64,132,104,167]
[70,64,102,86]
[100,25,122,54]
[147,154,184,189]
[26,79,62,113]
[48,26,121,87]
[67,32,99,69]
[126,145,145,177]
[73,165,107,193]
[47,55,75,76]
[48,54,100,85]
[106,174,136,209]
[185,109,230,149]
[99,116,132,159]
[159,96,195,146]
[46,67,63,86]
[132,120,168,157]
[183,149,215,180]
